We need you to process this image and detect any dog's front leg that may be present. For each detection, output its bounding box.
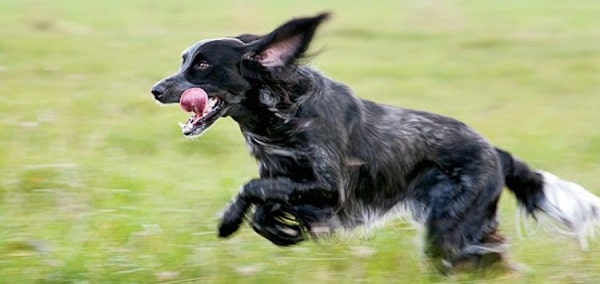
[218,177,337,238]
[218,193,252,238]
[218,178,295,238]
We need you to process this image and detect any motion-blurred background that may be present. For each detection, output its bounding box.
[1,0,598,282]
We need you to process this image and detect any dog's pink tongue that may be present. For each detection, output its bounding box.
[180,88,208,114]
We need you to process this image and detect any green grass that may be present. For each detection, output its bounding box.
[1,0,599,282]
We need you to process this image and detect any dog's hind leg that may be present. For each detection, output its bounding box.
[410,165,508,274]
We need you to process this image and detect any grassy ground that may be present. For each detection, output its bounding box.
[1,0,599,283]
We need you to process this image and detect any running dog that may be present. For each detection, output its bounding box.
[151,13,600,273]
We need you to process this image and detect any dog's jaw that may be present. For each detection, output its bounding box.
[180,96,228,138]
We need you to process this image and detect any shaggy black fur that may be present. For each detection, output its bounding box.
[151,13,555,273]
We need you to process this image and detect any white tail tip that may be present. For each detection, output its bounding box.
[539,171,600,249]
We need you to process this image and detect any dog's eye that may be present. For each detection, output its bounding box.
[193,61,211,71]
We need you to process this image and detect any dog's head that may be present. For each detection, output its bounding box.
[151,13,329,137]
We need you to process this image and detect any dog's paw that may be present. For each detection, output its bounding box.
[218,216,243,238]
[217,199,249,238]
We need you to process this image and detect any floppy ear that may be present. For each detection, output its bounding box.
[246,12,330,68]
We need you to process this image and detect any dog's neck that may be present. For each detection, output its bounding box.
[233,66,321,140]
[234,98,300,146]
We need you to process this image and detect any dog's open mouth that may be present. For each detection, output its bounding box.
[179,88,225,137]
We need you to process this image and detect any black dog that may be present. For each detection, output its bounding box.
[151,13,600,273]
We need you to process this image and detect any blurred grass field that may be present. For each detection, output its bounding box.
[1,0,599,283]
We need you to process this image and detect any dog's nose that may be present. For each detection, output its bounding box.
[151,84,165,99]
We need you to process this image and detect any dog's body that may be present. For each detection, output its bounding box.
[152,13,600,273]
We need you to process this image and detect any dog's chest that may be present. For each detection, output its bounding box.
[243,131,315,179]
[243,131,298,158]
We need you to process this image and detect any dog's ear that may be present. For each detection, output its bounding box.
[246,12,330,68]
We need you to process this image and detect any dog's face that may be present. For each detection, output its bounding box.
[151,38,252,136]
[151,13,329,137]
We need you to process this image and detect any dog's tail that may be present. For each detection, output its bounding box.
[496,148,600,248]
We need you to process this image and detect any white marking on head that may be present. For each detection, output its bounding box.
[180,37,245,58]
